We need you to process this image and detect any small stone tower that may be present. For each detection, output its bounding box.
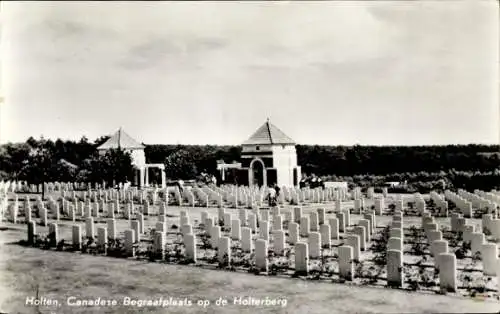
[238,119,301,188]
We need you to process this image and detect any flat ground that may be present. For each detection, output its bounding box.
[0,197,499,313]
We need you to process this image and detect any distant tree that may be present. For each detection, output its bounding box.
[0,142,31,180]
[164,149,198,180]
[19,139,53,199]
[77,149,134,185]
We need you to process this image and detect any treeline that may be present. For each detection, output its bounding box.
[0,137,499,191]
[296,144,500,176]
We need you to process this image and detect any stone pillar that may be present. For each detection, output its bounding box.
[438,253,457,292]
[161,170,166,189]
[294,242,309,276]
[139,167,145,188]
[338,245,354,281]
[184,233,196,263]
[255,239,268,272]
[345,234,361,261]
[387,249,403,288]
[72,225,82,250]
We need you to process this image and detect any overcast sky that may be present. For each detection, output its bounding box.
[1,1,498,146]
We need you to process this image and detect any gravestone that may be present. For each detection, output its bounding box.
[294,242,309,276]
[85,217,95,239]
[319,224,331,248]
[124,229,135,257]
[353,226,367,251]
[329,218,339,240]
[338,246,354,281]
[260,221,269,241]
[218,236,231,266]
[210,226,221,248]
[255,239,268,272]
[241,227,253,252]
[481,243,498,276]
[308,232,321,258]
[438,253,457,292]
[288,222,299,244]
[184,233,197,263]
[345,234,361,261]
[131,220,140,243]
[231,219,241,240]
[387,237,403,252]
[432,240,448,269]
[273,230,285,255]
[300,216,310,237]
[387,249,403,288]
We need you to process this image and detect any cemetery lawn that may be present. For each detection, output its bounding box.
[0,225,498,314]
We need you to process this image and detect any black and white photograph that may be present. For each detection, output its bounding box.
[0,1,499,313]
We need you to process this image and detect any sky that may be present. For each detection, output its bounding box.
[0,1,498,146]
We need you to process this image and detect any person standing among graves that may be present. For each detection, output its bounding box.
[267,186,276,207]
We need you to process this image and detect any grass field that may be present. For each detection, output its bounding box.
[1,200,499,314]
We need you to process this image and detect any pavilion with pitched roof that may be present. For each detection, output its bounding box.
[234,119,301,188]
[97,128,165,188]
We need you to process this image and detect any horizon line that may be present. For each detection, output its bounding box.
[2,136,499,148]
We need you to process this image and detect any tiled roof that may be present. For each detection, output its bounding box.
[97,129,145,150]
[242,120,295,145]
